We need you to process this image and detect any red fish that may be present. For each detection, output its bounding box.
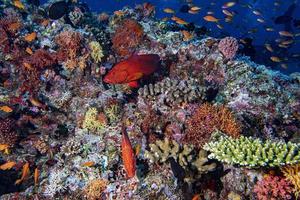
[121,127,136,178]
[103,54,160,87]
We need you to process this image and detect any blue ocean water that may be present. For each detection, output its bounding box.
[39,0,300,74]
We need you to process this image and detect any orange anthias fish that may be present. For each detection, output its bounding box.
[0,161,16,170]
[15,162,30,185]
[121,127,136,179]
[0,105,13,113]
[34,168,39,186]
[103,54,160,87]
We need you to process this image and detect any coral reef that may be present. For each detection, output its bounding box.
[253,175,293,200]
[204,133,300,167]
[184,103,241,148]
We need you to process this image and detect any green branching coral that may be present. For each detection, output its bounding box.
[145,138,216,173]
[82,107,106,133]
[203,133,300,168]
[89,41,104,63]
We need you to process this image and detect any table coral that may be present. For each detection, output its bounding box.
[204,132,300,167]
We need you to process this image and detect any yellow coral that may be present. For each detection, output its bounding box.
[89,41,104,63]
[281,164,300,198]
[84,179,107,200]
[82,107,106,133]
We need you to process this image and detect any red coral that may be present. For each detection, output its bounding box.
[112,19,144,57]
[23,49,57,69]
[183,103,241,148]
[18,49,57,94]
[55,30,83,61]
[253,175,293,200]
[218,37,239,60]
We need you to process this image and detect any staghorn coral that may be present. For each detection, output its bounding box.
[84,179,108,200]
[145,138,216,173]
[138,77,207,111]
[218,36,239,60]
[112,19,144,57]
[82,107,107,133]
[281,164,300,198]
[0,118,18,149]
[253,175,293,200]
[204,133,300,167]
[184,103,241,148]
[89,41,104,63]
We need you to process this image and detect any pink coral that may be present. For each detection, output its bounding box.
[253,175,293,200]
[218,37,239,60]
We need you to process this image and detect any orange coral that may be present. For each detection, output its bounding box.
[112,19,144,57]
[55,30,89,71]
[184,103,241,148]
[84,179,108,200]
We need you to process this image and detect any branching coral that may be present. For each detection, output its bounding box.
[281,164,300,198]
[84,179,108,200]
[145,138,216,173]
[112,19,144,57]
[184,103,241,148]
[82,107,107,133]
[89,41,104,63]
[204,133,300,167]
[253,175,293,200]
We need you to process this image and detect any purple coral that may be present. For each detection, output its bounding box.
[253,175,293,200]
[218,37,239,59]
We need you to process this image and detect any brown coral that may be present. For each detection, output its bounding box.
[0,118,18,147]
[112,19,144,57]
[184,103,241,148]
[84,179,108,200]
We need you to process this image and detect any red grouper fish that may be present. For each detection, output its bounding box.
[121,127,136,178]
[103,54,160,87]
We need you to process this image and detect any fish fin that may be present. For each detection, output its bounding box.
[128,81,139,88]
[127,72,143,81]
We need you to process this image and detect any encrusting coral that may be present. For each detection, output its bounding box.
[253,175,293,200]
[145,138,216,173]
[281,164,300,198]
[184,103,241,148]
[204,132,300,167]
